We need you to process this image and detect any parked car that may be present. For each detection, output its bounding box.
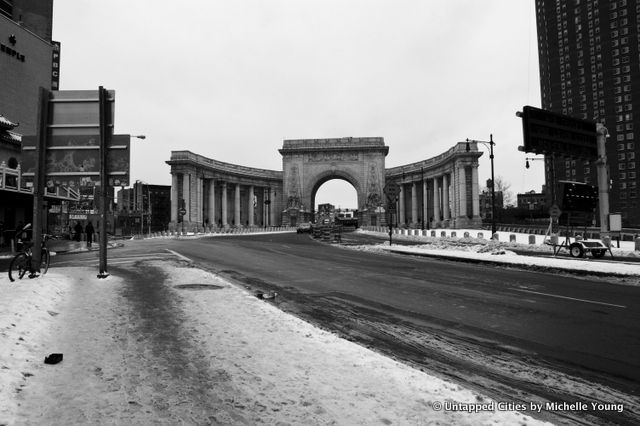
[296,222,312,233]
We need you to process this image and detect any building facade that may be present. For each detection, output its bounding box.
[0,0,57,232]
[535,0,640,226]
[116,183,171,234]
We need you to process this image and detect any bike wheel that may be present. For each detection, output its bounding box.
[40,249,50,275]
[9,253,30,282]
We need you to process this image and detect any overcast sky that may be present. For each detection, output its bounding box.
[52,0,543,209]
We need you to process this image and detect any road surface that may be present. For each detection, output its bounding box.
[46,233,640,424]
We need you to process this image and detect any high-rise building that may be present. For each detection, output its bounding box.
[535,0,640,226]
[0,0,53,40]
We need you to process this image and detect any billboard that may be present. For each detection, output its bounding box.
[22,134,130,188]
[21,89,130,190]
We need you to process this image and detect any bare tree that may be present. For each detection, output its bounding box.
[484,176,515,207]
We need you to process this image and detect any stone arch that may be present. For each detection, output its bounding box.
[279,137,389,226]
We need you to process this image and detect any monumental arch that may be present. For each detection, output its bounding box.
[166,137,483,230]
[279,137,388,227]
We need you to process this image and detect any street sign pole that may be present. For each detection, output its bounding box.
[98,86,112,278]
[30,87,50,275]
[384,181,401,247]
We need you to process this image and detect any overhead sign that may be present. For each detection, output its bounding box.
[517,105,597,158]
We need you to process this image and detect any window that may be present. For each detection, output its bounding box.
[619,153,627,160]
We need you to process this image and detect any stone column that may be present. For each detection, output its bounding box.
[234,183,241,226]
[182,173,190,222]
[398,184,406,225]
[422,179,428,227]
[171,173,178,223]
[208,179,216,227]
[471,164,480,217]
[411,182,418,227]
[248,185,255,226]
[443,173,450,221]
[459,165,467,217]
[197,175,203,226]
[433,177,440,224]
[269,187,277,226]
[221,182,228,227]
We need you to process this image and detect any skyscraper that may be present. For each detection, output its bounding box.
[535,0,639,226]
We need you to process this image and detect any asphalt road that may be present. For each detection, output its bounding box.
[8,233,640,424]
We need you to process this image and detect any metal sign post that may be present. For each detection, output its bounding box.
[384,181,401,246]
[29,87,51,274]
[98,86,112,278]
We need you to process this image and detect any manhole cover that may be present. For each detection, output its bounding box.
[174,284,224,290]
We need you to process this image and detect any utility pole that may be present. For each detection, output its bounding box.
[596,123,609,234]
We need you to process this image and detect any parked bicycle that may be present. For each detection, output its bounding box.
[8,224,53,282]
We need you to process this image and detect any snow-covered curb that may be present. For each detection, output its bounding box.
[376,243,640,277]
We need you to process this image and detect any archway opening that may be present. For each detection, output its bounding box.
[313,179,358,223]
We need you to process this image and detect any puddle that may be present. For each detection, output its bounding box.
[173,284,225,290]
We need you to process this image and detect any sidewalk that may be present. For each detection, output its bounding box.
[0,258,551,425]
[0,239,122,259]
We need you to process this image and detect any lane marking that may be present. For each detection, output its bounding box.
[515,289,627,309]
[165,249,193,263]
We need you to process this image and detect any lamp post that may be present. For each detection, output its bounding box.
[466,134,497,236]
[135,179,152,237]
[130,135,146,237]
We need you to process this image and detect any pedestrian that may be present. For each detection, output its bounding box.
[85,222,95,247]
[74,221,83,242]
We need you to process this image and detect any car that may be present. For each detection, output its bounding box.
[296,222,312,233]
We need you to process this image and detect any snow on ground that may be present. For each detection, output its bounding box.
[354,229,640,281]
[0,261,551,425]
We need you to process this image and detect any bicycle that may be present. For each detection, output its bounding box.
[8,224,53,282]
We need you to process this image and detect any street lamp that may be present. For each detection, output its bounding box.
[525,157,544,169]
[466,134,497,236]
[135,180,152,237]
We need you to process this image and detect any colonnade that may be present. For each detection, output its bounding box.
[170,172,281,229]
[391,160,481,229]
